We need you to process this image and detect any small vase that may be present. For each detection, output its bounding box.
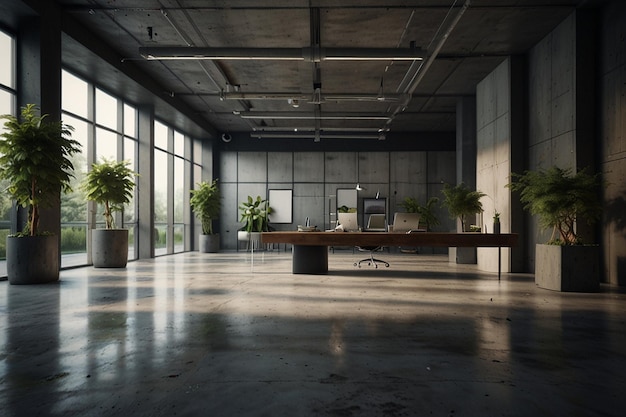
[493,222,501,234]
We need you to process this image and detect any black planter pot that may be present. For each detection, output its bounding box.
[91,229,129,268]
[6,235,59,284]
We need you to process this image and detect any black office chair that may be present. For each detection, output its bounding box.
[355,214,389,268]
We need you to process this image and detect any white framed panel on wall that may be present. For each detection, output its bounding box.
[268,189,292,224]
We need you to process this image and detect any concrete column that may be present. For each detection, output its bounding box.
[509,55,528,272]
[574,10,599,245]
[137,105,155,259]
[456,97,477,190]
[17,14,62,241]
[454,97,477,263]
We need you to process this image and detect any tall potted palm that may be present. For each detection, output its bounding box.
[190,179,221,253]
[508,166,603,291]
[82,158,137,268]
[0,104,81,284]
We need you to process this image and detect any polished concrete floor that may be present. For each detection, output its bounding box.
[1,250,625,417]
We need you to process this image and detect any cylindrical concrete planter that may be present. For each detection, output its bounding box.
[91,229,129,268]
[199,234,220,253]
[6,235,59,284]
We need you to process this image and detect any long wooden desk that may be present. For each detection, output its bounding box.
[262,231,518,276]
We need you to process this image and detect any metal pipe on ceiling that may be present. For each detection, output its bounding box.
[239,112,391,120]
[250,132,383,140]
[139,46,426,61]
[386,0,471,129]
[216,92,409,103]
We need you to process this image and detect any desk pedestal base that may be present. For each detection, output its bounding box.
[293,245,328,274]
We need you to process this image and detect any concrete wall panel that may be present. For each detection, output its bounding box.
[551,15,575,99]
[428,151,456,184]
[325,152,356,183]
[220,151,238,182]
[390,151,427,184]
[551,91,575,138]
[294,152,324,182]
[600,1,626,285]
[495,113,511,165]
[477,122,495,171]
[552,132,576,170]
[495,62,510,118]
[268,152,293,183]
[219,182,238,250]
[476,58,513,272]
[528,40,552,145]
[294,183,325,229]
[238,152,267,183]
[529,139,552,170]
[359,152,389,184]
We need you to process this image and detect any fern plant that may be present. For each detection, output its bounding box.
[400,196,440,231]
[441,183,485,232]
[508,166,602,245]
[82,158,137,229]
[0,104,81,236]
[190,179,221,235]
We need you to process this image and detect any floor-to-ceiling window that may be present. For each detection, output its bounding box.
[154,120,169,255]
[154,121,191,255]
[173,131,186,253]
[0,29,16,276]
[60,70,89,267]
[60,70,139,267]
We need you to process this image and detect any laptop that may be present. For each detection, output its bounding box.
[391,212,421,233]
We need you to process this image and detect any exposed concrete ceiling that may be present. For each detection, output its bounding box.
[8,0,607,141]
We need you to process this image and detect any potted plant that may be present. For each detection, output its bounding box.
[82,158,137,268]
[441,183,485,264]
[441,183,485,232]
[492,211,501,234]
[0,104,81,284]
[508,166,603,291]
[190,179,221,253]
[400,196,440,231]
[238,195,272,250]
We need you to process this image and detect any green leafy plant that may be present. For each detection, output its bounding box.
[507,166,602,245]
[441,183,485,232]
[400,196,440,230]
[82,158,137,229]
[337,205,356,213]
[239,195,272,232]
[0,104,81,236]
[190,179,221,235]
